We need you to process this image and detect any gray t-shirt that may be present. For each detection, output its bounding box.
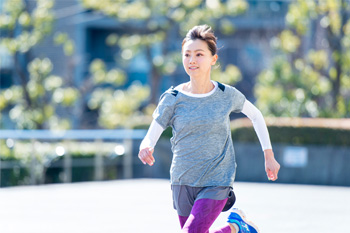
[153,82,246,187]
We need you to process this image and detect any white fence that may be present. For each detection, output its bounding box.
[0,129,147,186]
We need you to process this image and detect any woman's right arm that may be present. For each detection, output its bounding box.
[138,120,164,166]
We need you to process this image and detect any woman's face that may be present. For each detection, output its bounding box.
[182,39,218,79]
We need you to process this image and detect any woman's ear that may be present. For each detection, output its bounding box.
[211,54,218,65]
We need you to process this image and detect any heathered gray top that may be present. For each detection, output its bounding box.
[153,82,246,187]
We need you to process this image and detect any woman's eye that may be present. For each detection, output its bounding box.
[184,54,190,57]
[196,53,203,56]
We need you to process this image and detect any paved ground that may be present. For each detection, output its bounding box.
[0,179,349,233]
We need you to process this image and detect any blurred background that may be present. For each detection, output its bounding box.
[1,1,350,233]
[0,0,349,187]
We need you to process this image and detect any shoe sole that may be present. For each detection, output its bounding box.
[231,208,260,233]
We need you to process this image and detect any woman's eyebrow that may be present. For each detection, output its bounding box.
[184,49,205,52]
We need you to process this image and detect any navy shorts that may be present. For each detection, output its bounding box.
[171,185,231,216]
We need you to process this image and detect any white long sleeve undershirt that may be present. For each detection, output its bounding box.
[140,100,272,151]
[241,100,272,151]
[139,119,164,150]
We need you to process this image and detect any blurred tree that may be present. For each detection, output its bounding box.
[84,59,150,129]
[0,0,71,129]
[0,0,149,129]
[255,0,350,118]
[80,0,248,104]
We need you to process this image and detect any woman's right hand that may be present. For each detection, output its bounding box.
[138,147,155,166]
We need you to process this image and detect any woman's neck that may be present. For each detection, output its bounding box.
[184,77,214,94]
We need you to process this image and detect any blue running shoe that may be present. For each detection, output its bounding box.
[227,208,260,233]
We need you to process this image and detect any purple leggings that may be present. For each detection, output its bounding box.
[178,198,232,233]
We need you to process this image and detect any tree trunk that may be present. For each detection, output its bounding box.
[326,2,347,111]
[144,44,160,104]
[150,64,162,104]
[14,52,32,108]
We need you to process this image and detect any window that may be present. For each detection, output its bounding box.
[0,45,13,89]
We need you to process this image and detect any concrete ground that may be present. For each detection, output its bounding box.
[0,179,349,233]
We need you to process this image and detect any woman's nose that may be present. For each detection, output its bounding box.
[189,56,196,63]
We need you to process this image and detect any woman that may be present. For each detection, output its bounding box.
[138,25,280,233]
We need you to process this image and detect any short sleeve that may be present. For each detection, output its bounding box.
[152,90,176,129]
[230,87,246,113]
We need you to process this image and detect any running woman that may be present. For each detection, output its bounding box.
[138,25,280,233]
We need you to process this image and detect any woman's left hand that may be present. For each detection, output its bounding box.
[264,149,280,181]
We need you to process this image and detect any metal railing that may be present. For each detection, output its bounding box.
[0,129,147,186]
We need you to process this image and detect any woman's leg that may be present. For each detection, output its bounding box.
[181,198,232,233]
[179,215,189,229]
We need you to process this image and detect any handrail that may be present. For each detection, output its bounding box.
[0,129,147,140]
[0,129,147,186]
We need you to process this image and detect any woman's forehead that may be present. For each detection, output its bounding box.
[182,39,209,52]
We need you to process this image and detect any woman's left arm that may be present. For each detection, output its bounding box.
[241,100,281,181]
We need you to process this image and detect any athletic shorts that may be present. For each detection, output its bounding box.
[171,185,231,216]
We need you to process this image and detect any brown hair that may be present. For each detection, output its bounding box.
[182,25,218,56]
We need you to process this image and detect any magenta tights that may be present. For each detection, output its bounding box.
[179,198,232,233]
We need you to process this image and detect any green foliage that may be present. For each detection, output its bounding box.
[81,0,248,27]
[1,0,249,129]
[0,0,55,53]
[255,0,350,118]
[89,59,126,86]
[0,0,78,129]
[80,0,249,102]
[1,58,81,129]
[0,0,150,130]
[54,32,75,56]
[89,81,150,129]
[86,58,150,129]
[212,64,242,84]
